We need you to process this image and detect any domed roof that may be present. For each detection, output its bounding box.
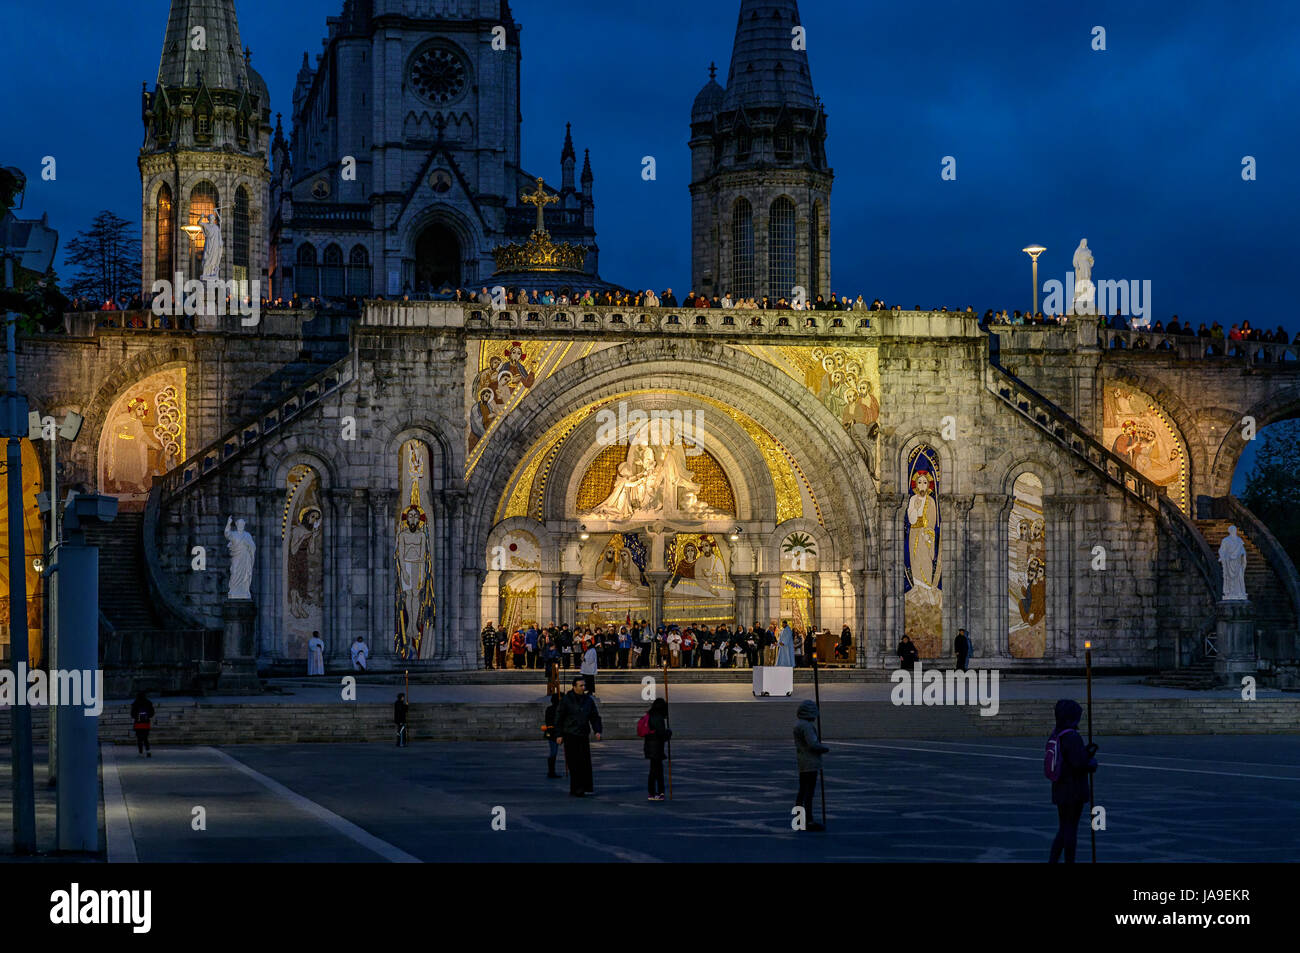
[247,64,269,107]
[692,76,725,123]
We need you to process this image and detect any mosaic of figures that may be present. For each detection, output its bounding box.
[904,445,942,657]
[1102,381,1189,512]
[394,440,437,660]
[97,369,186,510]
[1008,473,1047,658]
[282,464,323,660]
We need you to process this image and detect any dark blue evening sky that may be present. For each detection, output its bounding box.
[3,1,1298,488]
[4,0,1297,329]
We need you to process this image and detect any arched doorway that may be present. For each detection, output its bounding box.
[415,224,461,292]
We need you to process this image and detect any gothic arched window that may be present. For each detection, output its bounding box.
[768,197,796,300]
[188,182,219,277]
[731,198,754,300]
[809,203,821,298]
[297,243,319,297]
[322,243,344,298]
[233,186,250,277]
[348,244,370,296]
[155,184,173,281]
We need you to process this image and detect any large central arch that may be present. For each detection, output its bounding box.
[465,339,879,635]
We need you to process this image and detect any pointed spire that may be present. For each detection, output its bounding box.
[561,121,576,163]
[721,0,817,112]
[581,148,593,185]
[156,0,249,92]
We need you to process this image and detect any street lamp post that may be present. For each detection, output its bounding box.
[33,409,83,787]
[1022,245,1046,316]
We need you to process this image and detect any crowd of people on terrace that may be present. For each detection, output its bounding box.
[63,286,1300,352]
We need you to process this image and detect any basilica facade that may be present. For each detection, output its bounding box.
[8,0,1299,687]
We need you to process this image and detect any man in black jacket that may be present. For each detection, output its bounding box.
[555,676,603,796]
[481,622,497,670]
[898,635,919,671]
[954,628,970,671]
[394,693,409,747]
[1049,698,1098,863]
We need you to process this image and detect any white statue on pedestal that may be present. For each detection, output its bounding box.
[1072,239,1095,314]
[225,515,256,600]
[1218,525,1248,601]
[200,212,223,281]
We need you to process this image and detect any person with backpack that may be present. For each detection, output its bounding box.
[394,693,409,747]
[792,700,829,831]
[1045,698,1098,863]
[541,692,562,778]
[639,698,672,800]
[555,676,603,796]
[131,691,155,757]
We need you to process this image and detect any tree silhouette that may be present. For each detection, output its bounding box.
[63,210,140,304]
[1240,420,1300,567]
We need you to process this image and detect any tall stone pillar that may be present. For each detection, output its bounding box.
[646,571,670,633]
[559,572,582,626]
[758,571,782,626]
[732,573,756,628]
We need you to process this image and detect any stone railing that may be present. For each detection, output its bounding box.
[1221,495,1300,627]
[363,299,879,338]
[1102,329,1299,364]
[986,363,1163,508]
[158,354,353,503]
[143,484,219,632]
[99,628,221,666]
[1160,496,1222,598]
[55,308,323,338]
[985,355,1222,601]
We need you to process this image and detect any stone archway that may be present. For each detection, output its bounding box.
[415,223,461,292]
[465,339,879,643]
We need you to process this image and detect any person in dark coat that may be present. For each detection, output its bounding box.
[481,622,497,669]
[1049,698,1098,863]
[793,700,829,831]
[555,677,603,796]
[644,698,672,800]
[897,635,919,671]
[394,693,409,747]
[954,629,970,672]
[542,692,562,778]
[835,624,852,661]
[130,691,155,757]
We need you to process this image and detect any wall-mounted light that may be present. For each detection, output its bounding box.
[578,524,589,541]
[32,557,43,574]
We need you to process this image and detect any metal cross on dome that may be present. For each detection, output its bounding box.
[520,177,558,233]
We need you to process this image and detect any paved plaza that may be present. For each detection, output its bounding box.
[60,735,1296,863]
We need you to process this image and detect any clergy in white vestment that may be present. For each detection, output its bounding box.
[351,636,370,671]
[307,632,326,676]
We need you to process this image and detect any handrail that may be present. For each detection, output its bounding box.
[143,484,218,632]
[1160,496,1222,598]
[984,361,1163,510]
[984,335,1222,600]
[158,353,354,503]
[1223,495,1300,625]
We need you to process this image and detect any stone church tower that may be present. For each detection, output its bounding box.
[690,0,832,302]
[139,0,274,295]
[270,0,603,299]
